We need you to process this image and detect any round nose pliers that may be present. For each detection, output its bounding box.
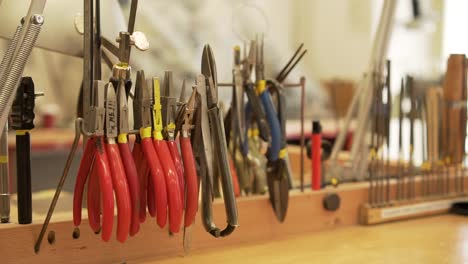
[151,77,183,234]
[134,70,168,228]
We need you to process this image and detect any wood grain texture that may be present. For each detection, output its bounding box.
[144,215,468,264]
[0,184,368,264]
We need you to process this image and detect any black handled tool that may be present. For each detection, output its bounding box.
[10,77,36,224]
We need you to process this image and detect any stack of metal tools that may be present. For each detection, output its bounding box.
[360,54,468,225]
[222,36,307,222]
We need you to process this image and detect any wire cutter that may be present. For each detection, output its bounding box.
[134,70,168,228]
[196,44,238,237]
[176,85,199,228]
[162,71,185,200]
[73,81,115,242]
[151,77,183,233]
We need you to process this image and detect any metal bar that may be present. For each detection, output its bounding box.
[128,0,138,34]
[300,77,305,192]
[34,118,83,253]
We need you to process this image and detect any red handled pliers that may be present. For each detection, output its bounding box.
[102,82,132,243]
[116,80,141,236]
[73,81,115,242]
[134,70,168,228]
[176,84,199,227]
[162,71,185,201]
[151,77,183,233]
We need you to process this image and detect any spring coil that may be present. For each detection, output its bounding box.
[0,26,22,84]
[0,20,43,134]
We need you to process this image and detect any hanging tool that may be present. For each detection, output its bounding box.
[134,70,168,228]
[103,82,131,243]
[196,44,238,237]
[72,81,114,242]
[176,83,199,252]
[151,77,183,234]
[162,71,185,200]
[10,77,38,224]
[265,79,290,222]
[242,41,270,143]
[116,80,140,236]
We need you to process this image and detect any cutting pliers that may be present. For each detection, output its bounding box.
[134,70,167,228]
[177,85,199,228]
[196,44,238,237]
[162,71,185,200]
[151,77,183,233]
[72,81,114,242]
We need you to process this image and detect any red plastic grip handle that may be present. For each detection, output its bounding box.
[153,139,183,233]
[94,137,114,242]
[132,142,149,222]
[167,140,184,201]
[147,169,156,217]
[119,142,141,236]
[141,137,167,228]
[87,163,101,233]
[312,134,321,191]
[180,137,199,227]
[106,143,131,243]
[73,137,95,227]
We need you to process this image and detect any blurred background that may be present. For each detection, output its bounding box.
[0,0,464,193]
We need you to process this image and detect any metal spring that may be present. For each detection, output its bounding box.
[0,26,22,84]
[0,22,42,134]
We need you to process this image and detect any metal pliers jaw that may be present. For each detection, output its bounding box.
[162,71,177,140]
[135,70,153,131]
[176,83,197,138]
[117,81,130,136]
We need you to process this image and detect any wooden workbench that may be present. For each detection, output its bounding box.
[146,215,468,264]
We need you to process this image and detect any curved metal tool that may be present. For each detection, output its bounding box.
[197,44,238,237]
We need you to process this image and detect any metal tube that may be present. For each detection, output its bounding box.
[0,124,9,223]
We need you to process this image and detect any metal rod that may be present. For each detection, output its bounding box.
[276,43,304,81]
[34,119,83,253]
[277,50,308,83]
[300,77,306,192]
